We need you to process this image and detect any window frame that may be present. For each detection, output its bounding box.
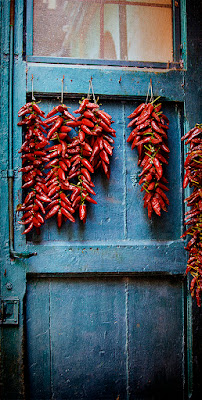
[25,0,186,70]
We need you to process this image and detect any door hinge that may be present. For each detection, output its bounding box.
[0,297,19,325]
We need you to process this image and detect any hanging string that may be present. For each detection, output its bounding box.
[87,80,91,100]
[61,75,64,104]
[150,78,154,102]
[146,78,154,104]
[87,77,96,103]
[31,74,35,101]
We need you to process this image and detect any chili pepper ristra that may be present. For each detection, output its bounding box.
[181,123,202,307]
[17,95,116,230]
[17,101,50,234]
[127,98,170,219]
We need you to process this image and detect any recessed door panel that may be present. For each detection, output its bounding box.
[26,276,184,399]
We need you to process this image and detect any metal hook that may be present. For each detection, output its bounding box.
[31,74,36,101]
[61,75,64,104]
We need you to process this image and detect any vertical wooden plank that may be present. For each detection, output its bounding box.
[49,278,127,400]
[0,2,27,398]
[128,277,184,399]
[180,0,187,69]
[26,279,51,400]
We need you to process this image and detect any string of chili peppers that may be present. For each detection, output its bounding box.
[127,97,170,219]
[44,104,77,227]
[17,102,50,234]
[67,96,116,222]
[17,97,116,230]
[181,123,202,307]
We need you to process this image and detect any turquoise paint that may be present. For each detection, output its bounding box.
[25,0,33,56]
[180,0,187,70]
[26,64,185,101]
[26,276,184,399]
[1,0,201,398]
[23,241,186,275]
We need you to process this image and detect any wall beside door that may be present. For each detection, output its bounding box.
[186,2,202,398]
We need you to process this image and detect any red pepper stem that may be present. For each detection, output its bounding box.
[151,96,161,105]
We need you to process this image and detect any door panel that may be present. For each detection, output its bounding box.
[16,98,183,246]
[15,98,185,277]
[26,276,184,400]
[2,1,201,399]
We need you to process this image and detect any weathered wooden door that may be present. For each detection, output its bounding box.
[0,1,201,399]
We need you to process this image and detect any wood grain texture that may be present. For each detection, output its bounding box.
[26,276,184,400]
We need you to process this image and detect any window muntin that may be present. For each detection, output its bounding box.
[32,0,173,63]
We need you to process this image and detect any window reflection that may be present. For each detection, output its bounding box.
[33,0,173,63]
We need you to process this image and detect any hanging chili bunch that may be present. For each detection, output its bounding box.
[181,123,202,307]
[17,89,116,230]
[127,98,170,219]
[17,102,50,234]
[67,96,116,222]
[44,104,77,227]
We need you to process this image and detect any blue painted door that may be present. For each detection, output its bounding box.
[1,1,201,399]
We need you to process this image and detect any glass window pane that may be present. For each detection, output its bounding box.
[126,6,173,62]
[32,0,173,63]
[104,5,120,60]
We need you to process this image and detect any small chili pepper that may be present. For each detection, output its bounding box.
[100,149,110,164]
[57,209,63,228]
[72,195,81,208]
[21,179,35,189]
[63,110,76,121]
[36,193,51,203]
[45,204,60,219]
[153,157,163,179]
[79,204,87,222]
[81,118,94,128]
[60,201,75,214]
[22,222,34,234]
[58,168,66,181]
[86,102,99,110]
[84,195,97,204]
[35,198,45,214]
[18,215,33,225]
[61,207,75,222]
[32,103,45,117]
[82,181,96,196]
[151,120,167,137]
[96,110,111,126]
[151,197,161,216]
[156,187,169,204]
[74,98,89,114]
[81,158,94,173]
[127,103,145,119]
